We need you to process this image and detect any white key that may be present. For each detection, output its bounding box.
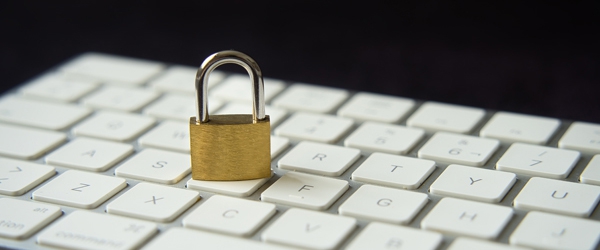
[20,73,99,102]
[480,112,560,145]
[559,122,600,154]
[346,222,443,250]
[211,74,285,102]
[0,123,66,160]
[407,102,485,134]
[45,137,134,172]
[497,143,580,179]
[261,172,348,210]
[418,132,500,167]
[32,170,127,209]
[261,208,356,250]
[216,102,288,126]
[149,66,224,94]
[429,164,516,203]
[344,122,424,154]
[421,197,513,239]
[0,157,55,196]
[581,155,600,185]
[272,84,349,113]
[352,153,436,189]
[274,112,353,143]
[60,52,164,85]
[337,92,415,123]
[138,120,189,153]
[107,182,199,222]
[449,237,532,250]
[72,111,155,141]
[0,96,91,130]
[510,211,600,250]
[115,148,190,184]
[278,141,360,176]
[338,185,428,224]
[0,198,62,239]
[271,136,289,158]
[143,94,224,121]
[38,210,157,250]
[183,195,276,236]
[187,175,270,197]
[82,86,159,112]
[513,177,600,217]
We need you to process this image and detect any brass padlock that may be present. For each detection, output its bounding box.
[190,50,271,181]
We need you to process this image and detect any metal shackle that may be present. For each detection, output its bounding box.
[195,50,266,123]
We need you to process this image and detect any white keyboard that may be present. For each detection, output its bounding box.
[1,52,599,250]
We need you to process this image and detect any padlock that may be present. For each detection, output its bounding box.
[189,50,271,181]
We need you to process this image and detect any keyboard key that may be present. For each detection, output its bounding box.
[0,96,92,130]
[407,102,485,134]
[510,211,600,250]
[346,222,442,250]
[338,184,428,224]
[429,164,516,203]
[187,175,270,197]
[82,86,159,112]
[210,74,285,102]
[37,210,157,250]
[0,198,62,239]
[496,143,580,179]
[261,208,356,250]
[216,102,288,127]
[272,84,349,113]
[32,170,127,209]
[581,155,600,185]
[20,73,99,102]
[72,111,156,142]
[274,112,353,144]
[0,157,55,196]
[261,172,348,210]
[344,122,424,154]
[513,177,600,217]
[138,120,190,153]
[421,197,513,239]
[559,122,600,154]
[337,92,415,123]
[149,65,224,94]
[418,132,500,167]
[0,123,66,160]
[278,141,360,176]
[352,152,436,189]
[448,237,532,250]
[107,182,199,222]
[45,137,134,172]
[183,195,276,236]
[143,94,224,121]
[270,136,289,159]
[115,148,190,184]
[480,112,560,145]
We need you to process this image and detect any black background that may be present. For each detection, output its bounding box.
[1,1,599,123]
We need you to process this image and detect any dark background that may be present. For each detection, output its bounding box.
[2,1,599,123]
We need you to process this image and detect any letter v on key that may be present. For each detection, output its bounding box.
[306,223,320,232]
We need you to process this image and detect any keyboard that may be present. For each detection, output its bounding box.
[1,52,599,250]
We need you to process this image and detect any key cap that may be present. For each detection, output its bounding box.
[115,148,191,184]
[138,121,190,153]
[261,208,356,250]
[337,92,415,123]
[421,197,513,239]
[581,155,600,185]
[338,185,428,224]
[448,237,532,250]
[45,137,134,172]
[187,175,270,197]
[0,96,92,130]
[149,65,224,94]
[513,177,600,217]
[216,102,288,127]
[272,84,349,113]
[278,141,360,176]
[183,195,276,236]
[559,122,600,154]
[0,198,62,239]
[32,170,127,209]
[37,210,157,250]
[0,157,55,195]
[210,74,285,102]
[271,136,289,158]
[106,182,199,222]
[407,102,485,134]
[82,86,160,112]
[346,222,443,250]
[344,122,424,154]
[143,94,224,121]
[418,132,500,167]
[20,73,99,102]
[480,112,560,145]
[496,143,580,179]
[429,164,516,203]
[72,111,156,141]
[274,112,353,144]
[0,123,66,160]
[352,152,436,189]
[510,211,600,250]
[261,172,349,210]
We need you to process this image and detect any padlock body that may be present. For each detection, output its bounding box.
[190,114,271,181]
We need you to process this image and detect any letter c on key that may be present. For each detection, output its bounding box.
[222,209,239,218]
